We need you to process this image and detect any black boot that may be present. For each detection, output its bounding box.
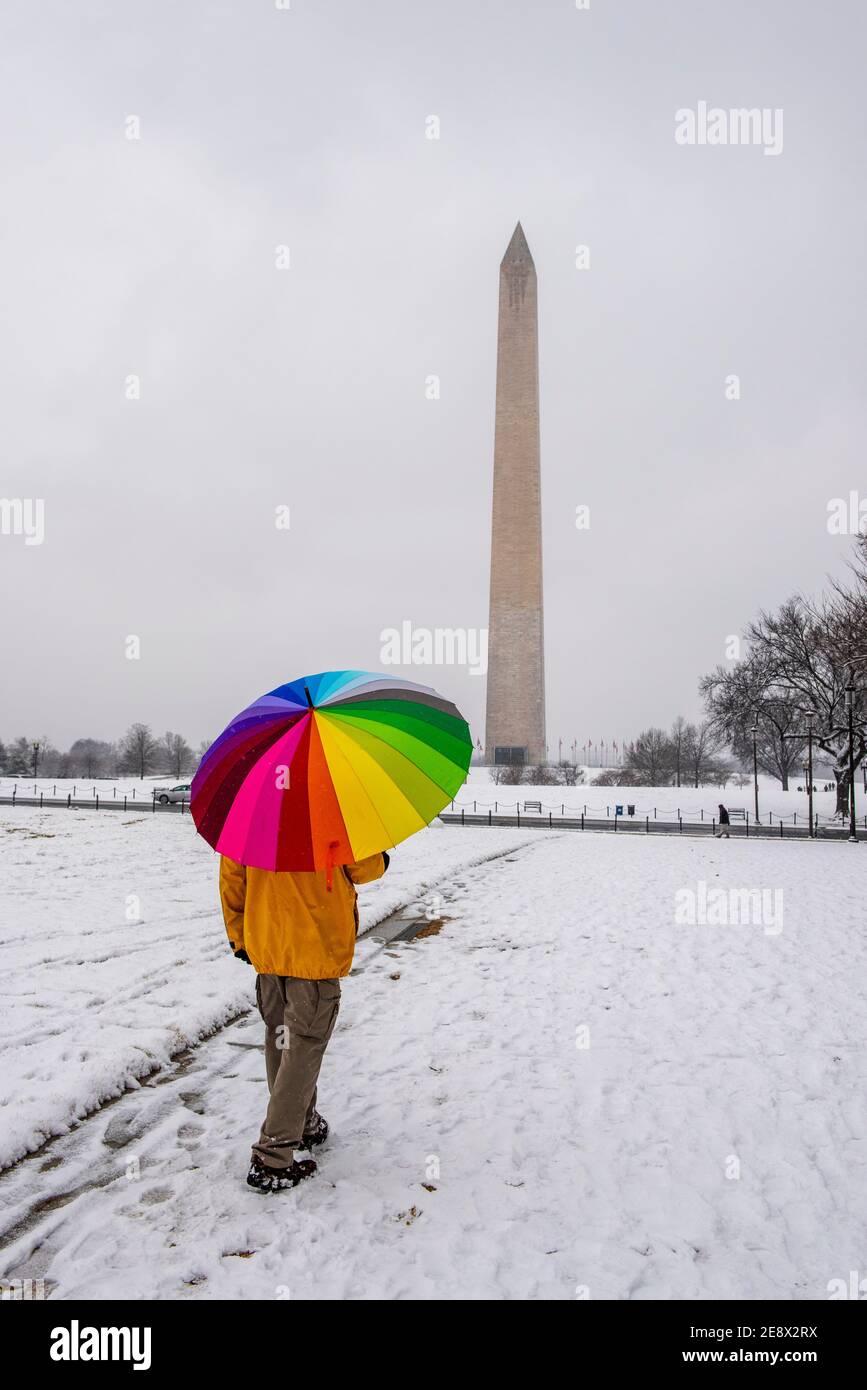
[246,1154,316,1193]
[301,1114,329,1149]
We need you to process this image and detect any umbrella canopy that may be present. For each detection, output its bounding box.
[191,670,472,872]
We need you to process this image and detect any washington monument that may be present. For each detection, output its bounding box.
[484,222,546,765]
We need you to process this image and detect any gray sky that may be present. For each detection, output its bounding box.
[2,0,865,754]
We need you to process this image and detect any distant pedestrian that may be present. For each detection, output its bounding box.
[715,803,730,839]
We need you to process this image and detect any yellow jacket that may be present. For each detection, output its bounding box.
[219,852,388,979]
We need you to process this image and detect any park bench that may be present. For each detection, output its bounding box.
[727,807,747,822]
[523,800,543,813]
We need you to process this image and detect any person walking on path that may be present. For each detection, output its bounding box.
[220,849,389,1193]
[715,803,731,839]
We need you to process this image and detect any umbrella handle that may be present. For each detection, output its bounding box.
[325,839,340,891]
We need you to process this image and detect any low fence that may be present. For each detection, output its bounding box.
[447,797,862,833]
[2,786,862,839]
[0,789,188,814]
[440,801,864,841]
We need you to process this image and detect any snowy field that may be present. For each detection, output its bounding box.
[2,769,853,829]
[0,805,864,1300]
[0,810,528,1169]
[459,768,847,827]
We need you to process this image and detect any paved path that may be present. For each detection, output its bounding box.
[439,810,862,842]
[2,796,860,840]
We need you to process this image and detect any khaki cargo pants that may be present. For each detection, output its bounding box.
[252,974,341,1170]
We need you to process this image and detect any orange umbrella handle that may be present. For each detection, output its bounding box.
[325,839,340,891]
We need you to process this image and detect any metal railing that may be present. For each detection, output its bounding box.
[0,785,189,815]
[440,799,864,841]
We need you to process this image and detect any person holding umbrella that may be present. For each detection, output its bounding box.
[220,845,389,1191]
[192,670,473,1193]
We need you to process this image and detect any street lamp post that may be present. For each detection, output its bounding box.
[805,710,814,838]
[845,668,857,841]
[782,709,815,838]
[751,715,760,823]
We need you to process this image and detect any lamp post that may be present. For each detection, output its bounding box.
[845,667,857,841]
[782,709,815,837]
[805,710,814,837]
[751,715,760,823]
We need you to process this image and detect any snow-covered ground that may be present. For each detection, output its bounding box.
[0,810,530,1169]
[459,767,847,827]
[0,805,864,1300]
[3,769,853,828]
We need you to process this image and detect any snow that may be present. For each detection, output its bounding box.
[0,805,864,1300]
[0,809,534,1169]
[3,766,852,827]
[459,767,850,828]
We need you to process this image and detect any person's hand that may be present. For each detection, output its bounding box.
[234,947,252,964]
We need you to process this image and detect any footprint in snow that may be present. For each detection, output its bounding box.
[139,1187,173,1206]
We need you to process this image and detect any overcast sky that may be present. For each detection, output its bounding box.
[2,0,865,755]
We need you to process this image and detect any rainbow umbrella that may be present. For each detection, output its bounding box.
[191,670,472,872]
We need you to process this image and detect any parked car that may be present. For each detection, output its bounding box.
[154,783,191,804]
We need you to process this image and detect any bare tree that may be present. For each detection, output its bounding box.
[160,731,194,778]
[683,720,726,788]
[592,768,627,786]
[40,745,69,778]
[119,723,159,780]
[670,716,689,787]
[701,539,867,815]
[488,763,526,786]
[555,762,584,787]
[701,659,805,789]
[697,533,867,811]
[527,763,561,786]
[5,738,32,776]
[747,599,863,816]
[68,739,112,779]
[623,728,674,785]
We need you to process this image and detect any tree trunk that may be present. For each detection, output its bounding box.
[781,771,789,791]
[835,766,850,817]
